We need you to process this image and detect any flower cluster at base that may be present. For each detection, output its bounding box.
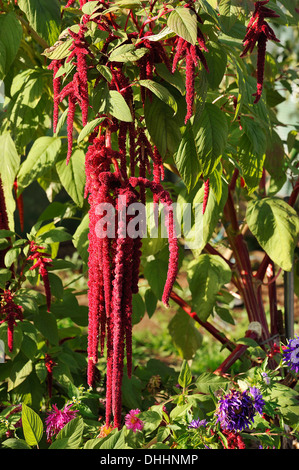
[124,409,144,433]
[215,387,265,432]
[45,403,78,442]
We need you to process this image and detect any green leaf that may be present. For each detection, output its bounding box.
[205,42,227,90]
[174,121,201,191]
[53,416,84,449]
[77,117,106,144]
[33,310,59,345]
[178,360,193,389]
[0,133,20,230]
[193,103,228,176]
[56,149,86,207]
[11,69,44,109]
[2,438,31,449]
[0,12,22,78]
[42,39,73,60]
[109,43,149,63]
[238,134,265,194]
[21,403,43,447]
[246,197,299,272]
[132,293,146,325]
[73,213,89,264]
[155,62,185,95]
[168,310,202,360]
[138,79,177,113]
[196,372,230,394]
[139,410,162,435]
[144,288,157,318]
[95,83,133,122]
[144,95,181,157]
[96,65,113,83]
[107,90,133,122]
[187,254,232,321]
[18,0,61,46]
[17,137,62,194]
[167,7,197,45]
[143,258,168,300]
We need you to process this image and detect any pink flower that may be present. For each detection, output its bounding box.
[45,403,78,441]
[124,409,144,433]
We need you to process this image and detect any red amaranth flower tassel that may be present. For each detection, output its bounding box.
[202,178,209,214]
[48,60,63,133]
[185,48,195,123]
[0,176,11,270]
[0,290,23,352]
[240,0,280,103]
[27,242,53,312]
[45,354,56,398]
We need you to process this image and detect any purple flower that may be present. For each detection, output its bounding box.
[124,409,144,433]
[45,403,78,441]
[215,389,256,432]
[282,335,299,374]
[188,418,207,429]
[261,372,270,385]
[249,387,265,415]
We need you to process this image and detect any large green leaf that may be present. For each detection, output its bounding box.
[0,133,20,229]
[167,7,197,45]
[138,79,178,113]
[22,403,44,447]
[238,134,265,194]
[51,416,84,449]
[193,103,228,176]
[94,83,133,122]
[18,0,61,46]
[205,42,227,90]
[17,136,62,194]
[168,310,203,360]
[187,254,232,321]
[174,121,201,192]
[0,12,22,78]
[56,149,86,207]
[144,95,181,157]
[246,197,299,272]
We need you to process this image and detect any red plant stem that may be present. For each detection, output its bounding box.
[169,291,235,353]
[223,190,270,341]
[214,329,258,376]
[267,261,279,337]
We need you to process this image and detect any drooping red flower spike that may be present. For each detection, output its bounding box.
[47,4,180,432]
[202,178,209,215]
[27,242,53,312]
[240,0,280,103]
[47,59,63,134]
[0,290,23,352]
[0,176,11,270]
[172,23,209,122]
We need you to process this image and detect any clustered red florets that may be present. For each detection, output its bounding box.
[27,241,53,312]
[240,0,280,103]
[48,2,180,429]
[0,290,23,352]
[171,3,209,123]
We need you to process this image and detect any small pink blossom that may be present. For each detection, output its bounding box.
[124,409,144,433]
[45,403,78,441]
